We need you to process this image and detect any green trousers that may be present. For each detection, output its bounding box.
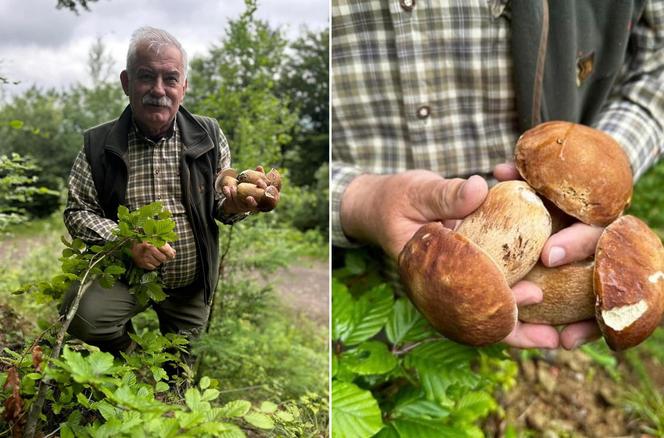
[59,279,210,352]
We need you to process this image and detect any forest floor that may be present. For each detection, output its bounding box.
[484,346,663,437]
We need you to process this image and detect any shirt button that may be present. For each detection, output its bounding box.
[155,168,160,175]
[491,2,506,18]
[400,0,415,12]
[416,105,431,119]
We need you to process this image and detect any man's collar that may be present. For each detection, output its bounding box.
[130,114,179,144]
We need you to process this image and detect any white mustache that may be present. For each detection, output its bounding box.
[142,95,173,107]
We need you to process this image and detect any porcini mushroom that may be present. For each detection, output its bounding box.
[515,121,632,226]
[398,181,551,346]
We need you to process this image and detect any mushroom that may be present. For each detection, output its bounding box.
[513,122,663,350]
[398,181,551,346]
[214,167,281,212]
[515,121,632,226]
[237,168,282,191]
[518,261,596,325]
[214,168,238,193]
[594,215,664,350]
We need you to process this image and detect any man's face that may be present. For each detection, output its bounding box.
[120,43,187,138]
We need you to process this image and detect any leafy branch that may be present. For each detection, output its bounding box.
[22,202,177,437]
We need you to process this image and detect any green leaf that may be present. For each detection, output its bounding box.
[155,381,169,393]
[341,341,397,375]
[104,264,126,276]
[117,205,130,221]
[9,119,24,129]
[393,398,450,421]
[332,381,382,438]
[333,280,393,346]
[386,298,435,346]
[219,400,252,418]
[202,388,220,402]
[99,274,115,289]
[390,418,466,438]
[244,412,274,430]
[215,423,246,438]
[332,279,353,341]
[405,340,480,403]
[275,410,294,422]
[344,251,366,275]
[199,376,211,390]
[260,401,278,413]
[344,284,393,346]
[60,424,75,438]
[76,392,91,408]
[332,353,338,378]
[452,391,497,423]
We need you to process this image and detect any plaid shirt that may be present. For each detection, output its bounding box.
[65,115,232,289]
[331,0,664,247]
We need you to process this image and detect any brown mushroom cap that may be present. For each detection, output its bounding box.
[398,222,516,346]
[214,168,239,193]
[594,215,664,350]
[457,181,551,285]
[518,261,595,325]
[515,121,633,226]
[266,168,282,191]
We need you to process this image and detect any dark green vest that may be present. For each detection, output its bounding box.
[83,105,222,304]
[511,0,647,131]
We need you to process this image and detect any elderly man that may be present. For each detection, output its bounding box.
[61,27,259,353]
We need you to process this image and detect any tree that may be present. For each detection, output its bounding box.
[0,38,125,200]
[185,0,297,171]
[56,0,99,14]
[278,28,329,187]
[88,37,116,85]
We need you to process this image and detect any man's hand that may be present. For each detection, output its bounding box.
[221,166,269,214]
[340,170,489,260]
[495,162,602,349]
[130,242,176,271]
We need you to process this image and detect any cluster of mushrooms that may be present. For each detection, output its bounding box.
[215,167,282,212]
[398,121,664,350]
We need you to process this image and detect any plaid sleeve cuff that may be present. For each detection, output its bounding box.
[331,162,366,248]
[594,101,664,180]
[216,198,250,225]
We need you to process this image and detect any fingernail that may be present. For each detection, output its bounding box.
[548,246,566,266]
[570,338,585,350]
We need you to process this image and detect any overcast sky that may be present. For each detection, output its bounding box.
[0,0,328,99]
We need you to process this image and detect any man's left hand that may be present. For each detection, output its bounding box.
[220,165,276,214]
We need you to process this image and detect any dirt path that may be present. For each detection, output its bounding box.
[267,259,329,327]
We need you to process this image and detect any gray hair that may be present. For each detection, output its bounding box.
[126,26,188,78]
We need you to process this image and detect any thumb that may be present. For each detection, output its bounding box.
[421,175,488,221]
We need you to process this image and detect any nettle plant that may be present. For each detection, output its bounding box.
[332,250,518,438]
[0,203,287,437]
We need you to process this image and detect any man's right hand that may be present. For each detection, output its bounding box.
[339,170,563,349]
[130,242,176,271]
[340,170,489,260]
